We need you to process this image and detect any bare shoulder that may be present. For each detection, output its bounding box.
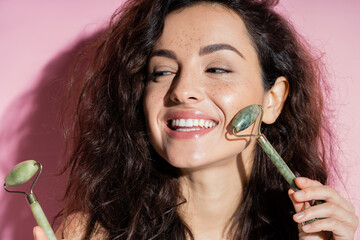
[55,212,108,240]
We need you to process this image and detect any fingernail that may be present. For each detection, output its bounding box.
[297,177,306,183]
[33,228,38,240]
[302,224,311,231]
[294,211,304,220]
[295,190,305,197]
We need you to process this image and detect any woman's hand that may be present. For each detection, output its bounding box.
[288,177,358,240]
[33,226,50,240]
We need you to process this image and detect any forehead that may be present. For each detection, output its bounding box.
[154,3,254,52]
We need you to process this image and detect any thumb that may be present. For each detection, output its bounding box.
[33,226,48,240]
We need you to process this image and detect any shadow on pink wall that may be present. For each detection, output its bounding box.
[0,31,102,239]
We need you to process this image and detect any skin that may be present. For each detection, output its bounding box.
[143,3,286,239]
[33,3,358,240]
[289,178,358,240]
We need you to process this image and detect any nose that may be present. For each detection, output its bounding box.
[168,69,205,104]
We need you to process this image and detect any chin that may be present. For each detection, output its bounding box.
[165,156,207,170]
[164,153,238,173]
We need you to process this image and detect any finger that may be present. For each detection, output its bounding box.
[293,202,358,229]
[33,226,48,240]
[292,177,323,203]
[301,218,355,240]
[292,186,354,213]
[294,177,323,189]
[292,178,354,212]
[288,188,307,213]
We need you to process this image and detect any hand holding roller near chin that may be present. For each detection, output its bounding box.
[4,160,56,240]
[231,104,323,225]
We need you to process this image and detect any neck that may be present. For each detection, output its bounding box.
[178,154,252,240]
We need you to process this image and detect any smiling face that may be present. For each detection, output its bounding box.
[144,3,269,170]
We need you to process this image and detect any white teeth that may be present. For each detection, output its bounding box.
[193,119,199,127]
[199,119,204,127]
[170,118,216,130]
[179,119,186,127]
[176,128,202,132]
[185,119,193,127]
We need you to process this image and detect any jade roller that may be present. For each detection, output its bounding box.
[231,104,323,224]
[4,160,56,240]
[231,104,300,191]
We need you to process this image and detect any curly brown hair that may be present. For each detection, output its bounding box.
[59,0,334,239]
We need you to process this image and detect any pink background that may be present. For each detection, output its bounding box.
[0,1,359,239]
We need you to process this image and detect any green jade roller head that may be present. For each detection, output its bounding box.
[4,160,56,240]
[5,160,39,187]
[231,104,300,191]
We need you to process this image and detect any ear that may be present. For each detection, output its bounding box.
[262,76,289,124]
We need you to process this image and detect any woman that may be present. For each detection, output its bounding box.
[34,0,358,239]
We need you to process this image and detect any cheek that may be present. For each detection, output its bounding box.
[208,82,243,115]
[143,84,164,117]
[143,85,167,139]
[220,94,240,125]
[219,83,237,105]
[209,82,238,105]
[143,88,158,134]
[208,81,265,125]
[144,82,169,103]
[143,93,163,155]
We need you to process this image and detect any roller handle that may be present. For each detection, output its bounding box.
[257,134,300,191]
[256,134,324,224]
[27,193,56,240]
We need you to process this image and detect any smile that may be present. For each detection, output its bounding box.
[170,119,217,131]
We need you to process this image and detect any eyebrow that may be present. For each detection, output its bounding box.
[199,43,245,59]
[149,43,245,60]
[150,49,177,60]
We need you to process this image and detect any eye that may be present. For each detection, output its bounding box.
[206,68,232,74]
[151,71,172,77]
[150,70,174,81]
